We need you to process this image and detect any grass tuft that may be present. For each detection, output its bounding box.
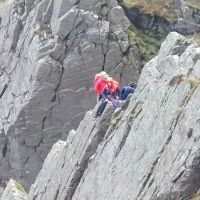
[128,24,161,62]
[123,0,178,22]
[185,0,200,9]
[13,180,26,193]
[187,33,200,44]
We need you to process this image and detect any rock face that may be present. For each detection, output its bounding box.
[175,0,200,34]
[123,0,200,38]
[26,32,200,200]
[0,0,139,189]
[28,103,116,200]
[1,179,27,200]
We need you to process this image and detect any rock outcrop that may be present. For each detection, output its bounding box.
[123,0,200,37]
[0,0,139,189]
[21,32,200,200]
[1,179,27,200]
[121,0,200,64]
[175,0,200,34]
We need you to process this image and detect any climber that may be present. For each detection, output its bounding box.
[102,77,120,100]
[94,71,109,101]
[95,77,120,117]
[119,82,137,100]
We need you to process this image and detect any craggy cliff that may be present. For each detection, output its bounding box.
[0,0,139,189]
[3,32,199,200]
[122,0,200,64]
[0,0,200,199]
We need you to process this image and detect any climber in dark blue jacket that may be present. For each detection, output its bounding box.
[119,82,137,100]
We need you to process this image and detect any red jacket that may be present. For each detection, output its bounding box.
[110,80,119,93]
[94,76,107,94]
[94,74,101,86]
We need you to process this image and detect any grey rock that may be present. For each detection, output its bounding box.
[104,42,122,71]
[27,32,200,200]
[0,0,139,190]
[124,0,200,38]
[1,179,27,200]
[42,0,54,23]
[51,8,79,37]
[173,0,181,8]
[173,1,200,34]
[50,43,66,60]
[28,104,115,200]
[158,32,192,59]
[180,1,200,25]
[175,18,200,34]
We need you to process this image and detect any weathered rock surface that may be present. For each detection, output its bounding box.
[123,0,200,37]
[0,0,139,189]
[1,179,27,200]
[28,102,117,200]
[0,188,3,199]
[26,32,200,200]
[175,0,200,34]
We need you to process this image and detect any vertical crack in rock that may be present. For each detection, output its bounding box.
[114,121,131,158]
[169,75,200,132]
[136,76,200,199]
[136,155,162,199]
[103,100,143,153]
[53,186,60,200]
[2,143,7,158]
[41,116,46,130]
[64,110,113,200]
[64,129,106,200]
[102,52,106,71]
[9,19,23,53]
[0,84,8,99]
[50,66,64,103]
[0,130,8,159]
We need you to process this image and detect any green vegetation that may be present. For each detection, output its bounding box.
[187,33,200,44]
[169,74,200,88]
[185,0,200,9]
[193,33,200,44]
[128,24,162,62]
[13,180,26,193]
[192,192,200,200]
[0,0,6,6]
[123,0,178,22]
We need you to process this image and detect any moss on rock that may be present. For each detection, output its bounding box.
[128,24,161,62]
[187,33,200,44]
[13,180,26,193]
[123,0,178,22]
[185,0,200,10]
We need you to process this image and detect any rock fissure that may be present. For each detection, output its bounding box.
[0,84,8,99]
[1,0,200,199]
[114,121,131,158]
[64,121,112,200]
[50,66,64,103]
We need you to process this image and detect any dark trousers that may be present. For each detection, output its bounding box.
[95,100,108,117]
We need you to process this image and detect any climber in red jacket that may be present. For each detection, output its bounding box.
[94,71,109,101]
[102,77,120,100]
[95,77,120,117]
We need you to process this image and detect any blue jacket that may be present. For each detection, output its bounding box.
[102,86,120,100]
[119,86,135,100]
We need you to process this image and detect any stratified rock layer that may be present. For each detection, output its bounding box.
[0,0,139,189]
[27,32,200,200]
